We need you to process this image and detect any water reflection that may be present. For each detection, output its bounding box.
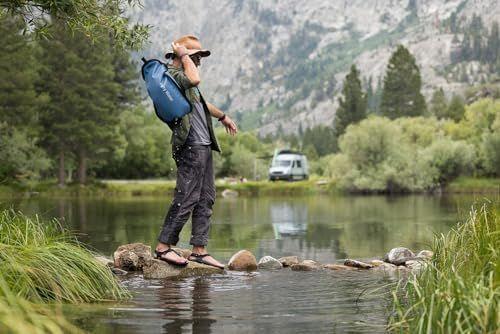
[0,194,483,333]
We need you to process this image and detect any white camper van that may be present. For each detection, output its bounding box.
[269,150,309,181]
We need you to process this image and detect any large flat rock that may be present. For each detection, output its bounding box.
[143,259,224,279]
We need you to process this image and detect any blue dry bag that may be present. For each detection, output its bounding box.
[141,58,191,123]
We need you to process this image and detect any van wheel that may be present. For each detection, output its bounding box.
[302,174,308,180]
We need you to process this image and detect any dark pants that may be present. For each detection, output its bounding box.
[158,145,215,246]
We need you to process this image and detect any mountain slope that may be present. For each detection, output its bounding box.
[132,0,500,136]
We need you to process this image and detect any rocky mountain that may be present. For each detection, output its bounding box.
[131,0,500,136]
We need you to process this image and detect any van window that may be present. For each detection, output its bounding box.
[295,160,301,168]
[274,160,291,167]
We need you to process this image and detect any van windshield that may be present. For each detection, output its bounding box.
[273,160,291,167]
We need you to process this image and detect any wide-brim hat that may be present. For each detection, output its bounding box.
[165,35,211,59]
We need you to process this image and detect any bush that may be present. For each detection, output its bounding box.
[329,116,478,192]
[421,139,476,184]
[0,123,51,181]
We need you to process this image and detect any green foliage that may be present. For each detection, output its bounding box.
[429,87,448,119]
[0,0,149,49]
[446,94,466,121]
[302,125,337,156]
[381,45,427,119]
[329,116,477,192]
[0,277,81,333]
[334,65,367,137]
[390,203,499,333]
[0,14,47,131]
[0,123,51,181]
[0,209,129,303]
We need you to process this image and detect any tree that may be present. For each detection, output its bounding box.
[430,87,448,119]
[334,65,367,138]
[39,20,126,185]
[485,21,499,65]
[0,0,148,49]
[446,95,466,122]
[380,45,426,119]
[0,14,45,131]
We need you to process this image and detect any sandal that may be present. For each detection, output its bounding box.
[155,248,188,267]
[188,253,225,269]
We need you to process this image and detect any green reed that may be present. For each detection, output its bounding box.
[0,209,129,303]
[390,201,499,333]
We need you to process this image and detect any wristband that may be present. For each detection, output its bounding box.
[218,114,226,122]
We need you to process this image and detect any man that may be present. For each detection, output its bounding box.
[155,35,237,269]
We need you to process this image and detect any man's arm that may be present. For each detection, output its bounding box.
[172,42,200,86]
[207,102,238,136]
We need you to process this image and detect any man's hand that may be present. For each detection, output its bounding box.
[221,115,238,136]
[172,42,188,57]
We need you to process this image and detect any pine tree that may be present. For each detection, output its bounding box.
[430,87,448,118]
[486,21,499,65]
[380,45,426,119]
[0,14,44,130]
[39,20,125,185]
[446,94,465,122]
[334,65,367,137]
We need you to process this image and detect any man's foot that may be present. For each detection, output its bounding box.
[155,247,188,266]
[189,248,225,269]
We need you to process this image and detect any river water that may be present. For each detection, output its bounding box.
[1,194,482,333]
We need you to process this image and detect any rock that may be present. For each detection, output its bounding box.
[143,259,223,279]
[94,255,114,268]
[111,267,128,275]
[344,259,374,269]
[392,256,424,266]
[383,247,415,265]
[278,256,300,267]
[227,250,258,271]
[221,189,238,198]
[371,261,398,273]
[290,260,321,271]
[172,247,192,259]
[417,250,434,260]
[113,243,152,271]
[405,259,426,273]
[370,260,385,267]
[323,264,358,271]
[257,256,283,270]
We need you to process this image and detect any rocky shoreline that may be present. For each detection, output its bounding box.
[96,243,433,279]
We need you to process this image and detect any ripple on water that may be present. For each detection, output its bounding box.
[88,269,395,333]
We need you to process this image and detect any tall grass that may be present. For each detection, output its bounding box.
[0,277,81,334]
[390,202,499,333]
[0,209,129,303]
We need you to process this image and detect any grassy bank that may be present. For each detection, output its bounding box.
[389,201,499,333]
[0,209,129,332]
[445,177,500,194]
[0,177,498,198]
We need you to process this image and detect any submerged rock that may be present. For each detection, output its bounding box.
[383,247,415,265]
[291,260,321,271]
[94,255,114,268]
[227,250,258,271]
[405,259,426,273]
[258,256,283,270]
[416,250,434,260]
[143,259,223,279]
[344,259,374,269]
[371,260,398,274]
[111,267,128,275]
[221,189,238,198]
[323,264,358,271]
[113,243,152,271]
[278,256,300,267]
